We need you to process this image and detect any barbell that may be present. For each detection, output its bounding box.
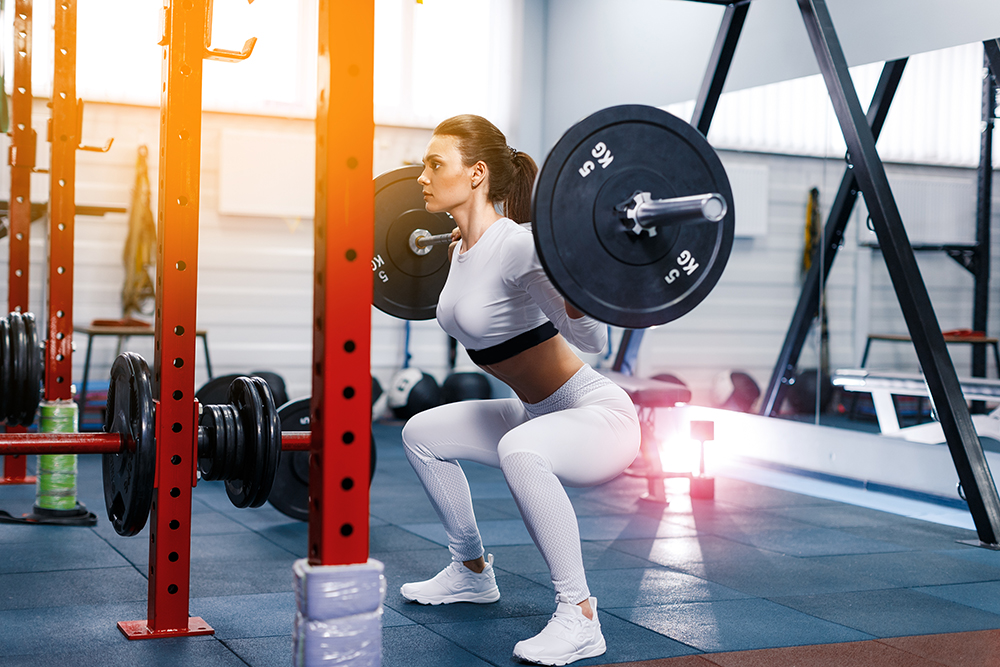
[372,104,736,329]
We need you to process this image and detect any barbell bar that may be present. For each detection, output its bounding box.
[407,189,728,252]
[0,430,311,456]
[618,191,728,236]
[409,229,452,255]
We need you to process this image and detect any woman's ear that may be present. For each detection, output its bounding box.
[471,160,487,189]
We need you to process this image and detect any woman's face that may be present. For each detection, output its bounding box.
[418,134,477,215]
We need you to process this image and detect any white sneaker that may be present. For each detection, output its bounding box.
[513,597,606,666]
[400,554,500,605]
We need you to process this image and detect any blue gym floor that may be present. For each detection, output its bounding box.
[3,421,1000,666]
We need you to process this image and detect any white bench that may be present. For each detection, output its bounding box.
[832,368,1000,443]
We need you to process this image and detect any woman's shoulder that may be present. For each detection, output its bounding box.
[494,219,535,257]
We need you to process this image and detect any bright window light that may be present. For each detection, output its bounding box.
[8,0,516,129]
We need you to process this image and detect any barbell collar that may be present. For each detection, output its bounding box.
[619,191,728,236]
[409,229,452,255]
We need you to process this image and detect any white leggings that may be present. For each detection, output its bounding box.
[401,365,640,604]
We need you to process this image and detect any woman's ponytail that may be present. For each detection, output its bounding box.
[505,151,538,224]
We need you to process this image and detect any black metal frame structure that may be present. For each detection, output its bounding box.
[798,0,1000,545]
[759,58,906,415]
[613,0,750,374]
[611,0,1000,544]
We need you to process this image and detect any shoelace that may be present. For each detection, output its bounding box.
[546,608,589,636]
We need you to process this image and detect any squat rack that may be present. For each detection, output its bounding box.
[0,0,374,638]
[1,0,37,486]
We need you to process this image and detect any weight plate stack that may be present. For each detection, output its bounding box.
[224,376,280,509]
[372,165,455,320]
[102,352,156,537]
[533,104,736,328]
[7,313,26,425]
[12,312,42,426]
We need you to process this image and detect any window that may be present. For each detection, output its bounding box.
[8,0,518,128]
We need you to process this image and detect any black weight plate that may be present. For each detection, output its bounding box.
[17,312,42,426]
[221,404,243,483]
[249,377,281,509]
[226,377,265,509]
[267,397,378,522]
[533,105,735,328]
[372,165,455,320]
[269,398,310,521]
[6,313,26,426]
[102,352,156,537]
[0,318,9,422]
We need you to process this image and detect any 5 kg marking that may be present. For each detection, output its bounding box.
[578,142,614,177]
[664,250,699,284]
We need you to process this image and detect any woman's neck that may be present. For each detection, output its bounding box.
[452,199,503,252]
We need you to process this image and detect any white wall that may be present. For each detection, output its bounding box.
[538,0,1000,151]
[2,98,993,411]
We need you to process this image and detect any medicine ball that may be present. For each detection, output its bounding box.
[441,371,492,403]
[711,370,761,412]
[387,368,441,420]
[651,372,688,388]
[786,368,834,414]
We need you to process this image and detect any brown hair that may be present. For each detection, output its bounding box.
[433,115,538,224]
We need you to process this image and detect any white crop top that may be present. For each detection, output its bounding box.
[436,218,606,360]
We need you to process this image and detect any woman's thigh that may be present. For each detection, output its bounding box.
[498,385,640,487]
[401,398,528,468]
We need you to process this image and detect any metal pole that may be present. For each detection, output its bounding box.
[117,0,214,639]
[799,0,1000,545]
[311,0,374,566]
[760,58,906,416]
[1,0,37,485]
[973,47,996,387]
[47,0,77,401]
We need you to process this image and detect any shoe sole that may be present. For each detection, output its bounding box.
[512,637,606,666]
[400,588,500,605]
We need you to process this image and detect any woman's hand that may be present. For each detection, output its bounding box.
[448,227,461,262]
[564,300,585,319]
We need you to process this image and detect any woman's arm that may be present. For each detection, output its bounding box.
[504,232,607,354]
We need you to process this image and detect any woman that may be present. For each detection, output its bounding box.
[399,115,640,666]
